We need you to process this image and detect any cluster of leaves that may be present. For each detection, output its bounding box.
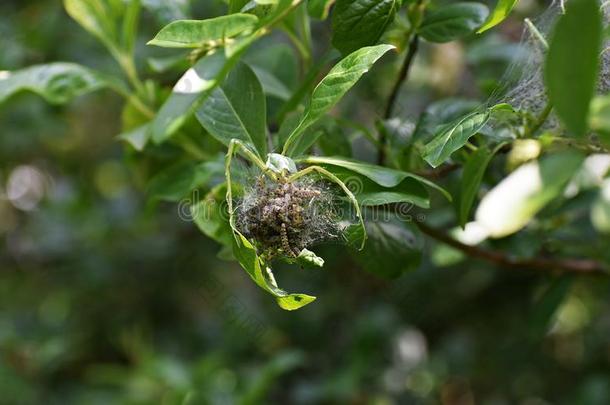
[1,0,610,311]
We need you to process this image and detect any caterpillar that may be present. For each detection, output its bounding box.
[280,222,300,258]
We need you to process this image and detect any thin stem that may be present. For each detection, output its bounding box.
[120,55,147,96]
[275,51,333,125]
[524,18,549,50]
[172,133,211,160]
[225,141,238,230]
[266,0,304,27]
[282,26,312,67]
[335,117,380,147]
[299,5,313,65]
[112,82,212,160]
[383,34,420,119]
[416,221,609,275]
[378,32,420,164]
[226,140,276,230]
[107,42,148,98]
[524,103,553,138]
[549,136,609,153]
[225,139,285,241]
[465,141,478,152]
[230,140,277,179]
[106,81,155,118]
[294,2,313,69]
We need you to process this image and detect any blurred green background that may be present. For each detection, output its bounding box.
[2,1,610,404]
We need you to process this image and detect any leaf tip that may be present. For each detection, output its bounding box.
[277,294,317,311]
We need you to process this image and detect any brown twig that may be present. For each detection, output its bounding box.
[378,33,420,165]
[415,221,609,275]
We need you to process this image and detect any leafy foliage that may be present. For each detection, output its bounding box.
[282,44,395,155]
[476,151,585,238]
[232,230,317,310]
[4,0,610,401]
[0,63,113,104]
[331,0,399,54]
[2,0,608,310]
[148,14,259,48]
[457,142,506,228]
[418,2,489,43]
[195,62,268,157]
[477,0,520,33]
[545,0,602,136]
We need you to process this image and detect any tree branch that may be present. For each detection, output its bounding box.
[415,221,609,275]
[378,33,420,165]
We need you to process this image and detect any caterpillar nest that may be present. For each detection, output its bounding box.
[236,174,341,261]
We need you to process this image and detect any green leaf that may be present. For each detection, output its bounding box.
[147,53,191,74]
[152,37,257,144]
[282,44,394,155]
[152,52,226,143]
[529,276,573,339]
[355,214,423,279]
[250,66,292,100]
[195,62,268,157]
[331,0,399,54]
[295,249,324,268]
[64,0,140,52]
[299,156,450,201]
[147,14,259,48]
[413,98,480,142]
[118,123,150,151]
[283,115,352,158]
[358,189,428,208]
[298,156,417,187]
[64,0,115,48]
[282,115,324,157]
[244,0,295,25]
[287,129,324,158]
[266,154,298,174]
[316,118,352,157]
[141,0,190,24]
[308,0,335,19]
[475,151,585,238]
[232,231,316,310]
[0,63,111,105]
[192,184,235,248]
[457,143,506,228]
[278,115,336,159]
[229,0,251,13]
[244,43,298,93]
[422,110,490,168]
[320,167,430,208]
[545,0,602,136]
[477,0,519,33]
[589,95,610,147]
[591,180,610,234]
[147,160,223,202]
[419,2,489,43]
[122,0,141,53]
